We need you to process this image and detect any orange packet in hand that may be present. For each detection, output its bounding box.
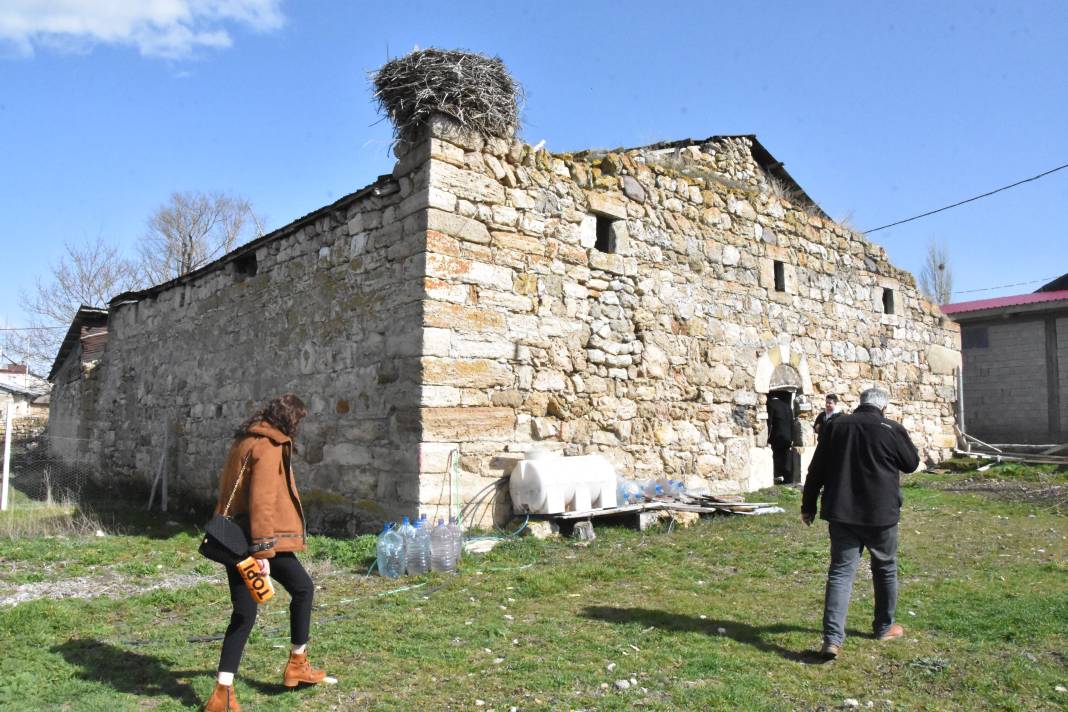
[235,556,275,604]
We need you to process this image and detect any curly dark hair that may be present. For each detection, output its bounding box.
[237,393,308,439]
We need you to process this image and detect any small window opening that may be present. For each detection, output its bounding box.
[773,260,785,292]
[233,252,258,281]
[882,288,895,314]
[595,215,616,253]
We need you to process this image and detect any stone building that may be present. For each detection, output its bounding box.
[942,275,1068,444]
[48,115,960,531]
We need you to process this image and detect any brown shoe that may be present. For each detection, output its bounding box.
[877,623,905,641]
[204,682,242,712]
[819,642,841,660]
[283,651,328,688]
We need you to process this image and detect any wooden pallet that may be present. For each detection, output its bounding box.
[530,499,777,535]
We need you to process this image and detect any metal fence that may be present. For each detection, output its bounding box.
[2,422,94,511]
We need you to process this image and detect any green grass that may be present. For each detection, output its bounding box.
[1,477,1066,711]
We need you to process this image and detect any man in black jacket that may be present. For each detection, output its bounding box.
[767,391,794,483]
[801,387,920,660]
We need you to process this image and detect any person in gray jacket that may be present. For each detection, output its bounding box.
[801,387,920,660]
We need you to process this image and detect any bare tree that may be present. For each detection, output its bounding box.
[137,191,265,284]
[919,240,954,304]
[2,236,142,374]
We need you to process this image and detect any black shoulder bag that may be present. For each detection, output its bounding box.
[198,452,253,566]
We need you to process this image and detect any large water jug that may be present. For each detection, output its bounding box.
[375,523,405,578]
[447,517,463,564]
[397,516,416,560]
[616,479,643,505]
[406,519,431,575]
[430,519,456,573]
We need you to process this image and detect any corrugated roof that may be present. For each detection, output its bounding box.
[941,289,1068,316]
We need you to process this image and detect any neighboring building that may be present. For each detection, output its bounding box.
[0,363,50,394]
[0,363,50,419]
[942,275,1068,445]
[46,306,109,465]
[48,117,960,532]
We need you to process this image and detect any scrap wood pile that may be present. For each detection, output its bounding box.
[955,428,1068,465]
[371,48,523,140]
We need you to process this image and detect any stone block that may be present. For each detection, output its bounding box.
[492,230,545,255]
[426,208,491,244]
[586,191,628,220]
[421,385,462,407]
[421,407,517,442]
[433,161,505,204]
[588,250,625,275]
[425,253,514,291]
[424,301,505,332]
[422,357,513,388]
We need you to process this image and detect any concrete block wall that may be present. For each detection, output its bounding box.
[962,319,1050,443]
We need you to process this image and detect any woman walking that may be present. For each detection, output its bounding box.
[204,394,333,712]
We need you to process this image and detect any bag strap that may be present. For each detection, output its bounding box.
[221,450,254,517]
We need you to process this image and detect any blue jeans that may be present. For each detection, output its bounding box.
[823,521,898,645]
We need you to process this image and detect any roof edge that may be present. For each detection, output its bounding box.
[109,174,396,307]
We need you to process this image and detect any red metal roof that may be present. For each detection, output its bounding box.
[941,289,1068,315]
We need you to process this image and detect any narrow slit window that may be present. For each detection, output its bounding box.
[773,260,785,292]
[595,215,615,253]
[882,288,895,314]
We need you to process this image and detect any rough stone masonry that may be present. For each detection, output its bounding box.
[49,116,960,532]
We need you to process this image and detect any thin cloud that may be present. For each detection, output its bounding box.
[0,1,285,60]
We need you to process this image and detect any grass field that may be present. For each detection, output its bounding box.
[1,464,1066,711]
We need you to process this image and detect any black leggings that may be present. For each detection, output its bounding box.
[218,552,314,674]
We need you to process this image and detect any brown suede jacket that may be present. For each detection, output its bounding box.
[214,421,306,559]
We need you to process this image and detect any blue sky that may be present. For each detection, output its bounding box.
[1,0,1066,335]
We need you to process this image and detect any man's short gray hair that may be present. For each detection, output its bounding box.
[860,388,890,410]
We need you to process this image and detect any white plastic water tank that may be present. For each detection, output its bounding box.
[509,454,618,514]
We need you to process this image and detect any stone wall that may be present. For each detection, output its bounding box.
[47,347,103,468]
[64,154,431,533]
[414,120,960,525]
[48,116,961,533]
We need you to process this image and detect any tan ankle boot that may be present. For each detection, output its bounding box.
[283,651,327,687]
[204,682,242,712]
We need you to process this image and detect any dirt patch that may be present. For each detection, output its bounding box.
[0,569,223,608]
[930,477,1068,512]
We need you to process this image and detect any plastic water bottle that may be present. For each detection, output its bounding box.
[641,480,665,499]
[406,519,431,575]
[616,479,643,505]
[375,523,405,578]
[658,479,686,498]
[396,516,416,568]
[430,519,456,572]
[447,517,464,565]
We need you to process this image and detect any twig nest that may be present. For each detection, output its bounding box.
[372,48,522,141]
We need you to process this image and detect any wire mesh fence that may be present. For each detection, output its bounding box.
[2,424,95,512]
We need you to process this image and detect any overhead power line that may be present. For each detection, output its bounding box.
[0,325,67,331]
[863,161,1068,234]
[953,275,1061,296]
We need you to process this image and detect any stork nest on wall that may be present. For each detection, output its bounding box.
[372,48,523,141]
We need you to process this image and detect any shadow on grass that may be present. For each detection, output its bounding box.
[52,638,205,706]
[581,606,864,665]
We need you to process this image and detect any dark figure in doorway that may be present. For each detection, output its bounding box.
[767,391,794,483]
